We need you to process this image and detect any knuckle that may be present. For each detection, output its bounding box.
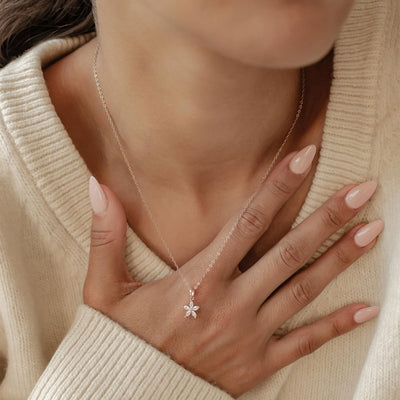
[236,206,269,238]
[207,310,233,343]
[278,238,306,271]
[207,289,241,334]
[268,178,292,198]
[333,245,353,266]
[328,317,345,337]
[234,363,255,385]
[297,335,318,357]
[90,229,116,248]
[321,201,344,229]
[291,278,314,307]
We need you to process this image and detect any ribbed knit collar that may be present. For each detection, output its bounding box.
[0,0,388,282]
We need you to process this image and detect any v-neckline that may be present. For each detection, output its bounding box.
[0,0,385,282]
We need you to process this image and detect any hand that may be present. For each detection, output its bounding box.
[83,144,383,398]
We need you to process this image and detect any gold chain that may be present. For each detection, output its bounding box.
[92,43,306,319]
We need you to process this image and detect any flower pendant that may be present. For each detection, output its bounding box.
[184,300,200,318]
[184,289,200,318]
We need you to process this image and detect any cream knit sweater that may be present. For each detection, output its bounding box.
[0,0,399,399]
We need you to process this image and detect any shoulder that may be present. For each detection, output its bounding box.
[0,50,33,206]
[0,32,95,196]
[377,1,400,110]
[0,110,29,232]
[374,2,400,140]
[0,39,52,182]
[0,44,49,228]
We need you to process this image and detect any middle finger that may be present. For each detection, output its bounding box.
[234,180,377,305]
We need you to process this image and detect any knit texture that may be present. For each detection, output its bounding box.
[0,0,399,398]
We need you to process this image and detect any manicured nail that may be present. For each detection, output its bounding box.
[345,181,377,209]
[353,306,380,324]
[89,176,108,216]
[289,144,317,174]
[354,219,384,247]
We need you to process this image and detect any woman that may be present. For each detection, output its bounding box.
[0,0,398,398]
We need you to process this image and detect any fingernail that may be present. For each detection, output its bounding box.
[289,144,317,174]
[354,219,384,247]
[89,176,108,216]
[353,305,380,324]
[345,181,377,209]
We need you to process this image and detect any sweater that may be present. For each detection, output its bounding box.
[0,0,399,398]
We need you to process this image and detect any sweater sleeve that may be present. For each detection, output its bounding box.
[27,304,234,400]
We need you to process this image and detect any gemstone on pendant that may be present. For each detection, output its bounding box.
[184,300,200,318]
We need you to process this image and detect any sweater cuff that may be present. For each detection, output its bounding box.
[28,303,233,400]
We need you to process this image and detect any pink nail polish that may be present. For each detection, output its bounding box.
[289,144,317,174]
[354,220,384,247]
[345,181,377,209]
[89,176,108,216]
[353,306,380,324]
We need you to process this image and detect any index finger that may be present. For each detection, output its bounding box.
[184,144,317,281]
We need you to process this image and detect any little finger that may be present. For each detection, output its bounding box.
[264,303,380,373]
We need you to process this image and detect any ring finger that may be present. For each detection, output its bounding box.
[257,220,384,329]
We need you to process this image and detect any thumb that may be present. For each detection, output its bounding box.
[85,176,142,306]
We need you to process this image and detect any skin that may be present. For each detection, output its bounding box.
[43,0,342,269]
[85,156,382,398]
[43,0,384,397]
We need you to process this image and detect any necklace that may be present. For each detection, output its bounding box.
[92,43,306,319]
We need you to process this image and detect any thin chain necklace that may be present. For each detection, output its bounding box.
[92,43,306,319]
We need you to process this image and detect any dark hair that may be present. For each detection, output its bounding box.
[0,0,96,68]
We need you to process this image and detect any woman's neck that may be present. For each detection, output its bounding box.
[46,0,335,203]
[94,41,301,189]
[67,21,306,197]
[43,32,332,266]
